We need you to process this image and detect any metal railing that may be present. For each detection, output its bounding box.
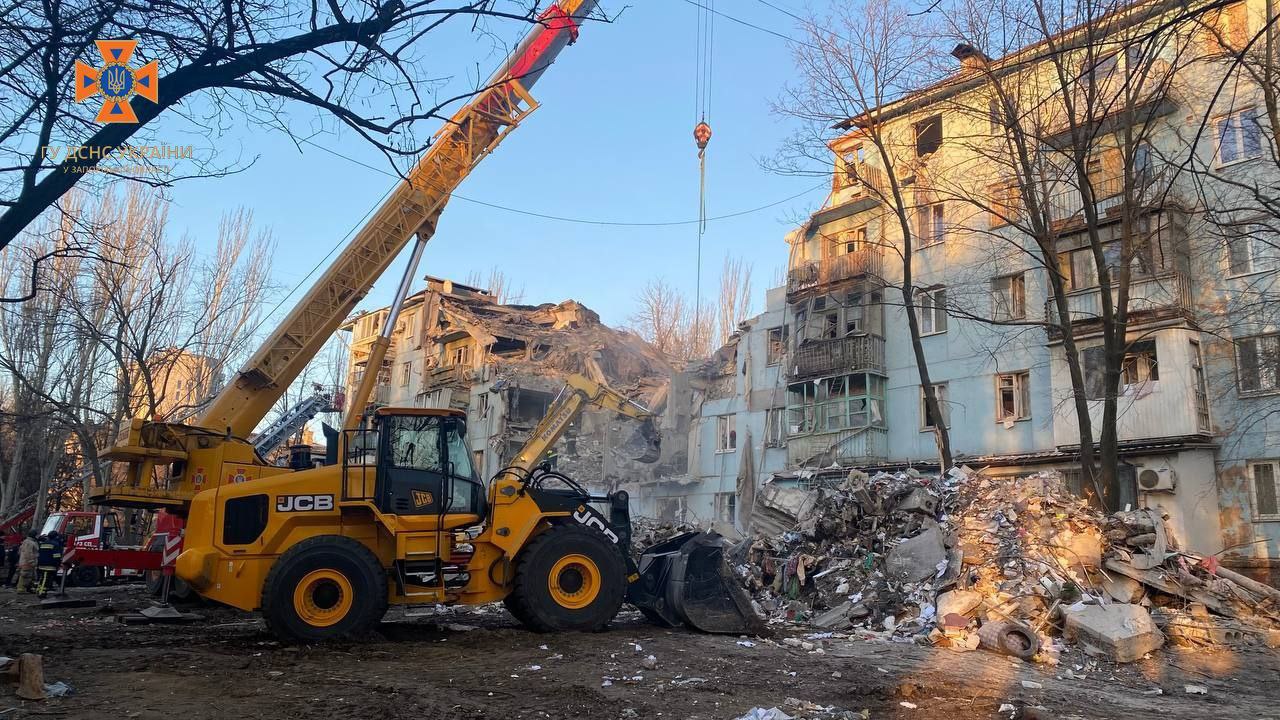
[790,334,886,380]
[1046,173,1169,225]
[787,247,883,294]
[1045,271,1192,325]
[787,426,888,466]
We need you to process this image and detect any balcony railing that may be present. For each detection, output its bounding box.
[787,247,882,294]
[1045,271,1192,330]
[790,334,886,380]
[787,426,888,466]
[1046,173,1170,226]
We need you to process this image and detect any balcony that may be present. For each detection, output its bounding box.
[790,334,886,381]
[787,426,888,467]
[421,364,471,392]
[817,164,888,224]
[1045,172,1181,228]
[787,247,883,295]
[1045,271,1193,338]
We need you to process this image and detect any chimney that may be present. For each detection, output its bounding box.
[951,43,990,72]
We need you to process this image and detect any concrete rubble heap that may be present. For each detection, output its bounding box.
[737,467,1280,663]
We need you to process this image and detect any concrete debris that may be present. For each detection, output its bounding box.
[1184,684,1209,695]
[1065,604,1165,663]
[885,527,946,583]
[730,465,1280,664]
[735,708,794,720]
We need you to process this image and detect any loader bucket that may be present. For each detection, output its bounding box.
[617,418,661,464]
[628,531,767,635]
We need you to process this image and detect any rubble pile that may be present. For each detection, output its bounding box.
[737,466,1280,663]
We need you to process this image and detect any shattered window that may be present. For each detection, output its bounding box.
[714,493,737,524]
[767,326,788,365]
[1121,340,1159,386]
[996,372,1031,422]
[920,383,950,429]
[716,415,737,453]
[992,273,1026,320]
[765,408,786,447]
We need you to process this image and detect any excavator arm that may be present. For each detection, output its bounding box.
[508,374,657,475]
[93,0,600,512]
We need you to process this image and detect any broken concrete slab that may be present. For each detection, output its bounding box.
[893,487,939,516]
[754,483,820,537]
[885,527,946,583]
[1064,604,1165,663]
[814,602,853,630]
[935,590,982,622]
[1101,575,1144,604]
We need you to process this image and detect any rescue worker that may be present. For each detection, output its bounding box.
[16,530,37,592]
[35,530,63,598]
[4,526,23,587]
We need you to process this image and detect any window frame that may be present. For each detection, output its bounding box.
[1248,460,1280,521]
[995,371,1032,423]
[714,492,738,524]
[920,383,950,431]
[715,414,737,454]
[915,201,946,246]
[765,407,786,447]
[992,273,1027,321]
[917,286,948,335]
[766,326,788,366]
[400,361,412,387]
[1236,333,1280,395]
[1215,107,1262,167]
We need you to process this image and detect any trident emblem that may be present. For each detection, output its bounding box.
[74,40,158,124]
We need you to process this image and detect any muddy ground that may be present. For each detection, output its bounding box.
[2,583,1278,720]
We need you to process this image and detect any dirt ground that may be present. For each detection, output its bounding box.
[2,583,1279,720]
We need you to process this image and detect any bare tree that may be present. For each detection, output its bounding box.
[929,0,1209,504]
[774,0,955,469]
[0,1,612,254]
[628,278,713,363]
[466,267,527,305]
[717,255,754,345]
[0,184,275,515]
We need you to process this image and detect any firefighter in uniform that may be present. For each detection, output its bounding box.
[35,530,63,598]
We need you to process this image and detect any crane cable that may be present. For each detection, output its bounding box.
[692,0,715,347]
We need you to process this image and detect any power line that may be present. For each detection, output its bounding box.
[751,0,806,24]
[299,137,823,227]
[677,0,817,49]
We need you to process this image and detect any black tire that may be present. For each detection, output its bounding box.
[507,523,626,633]
[503,594,535,627]
[261,535,388,643]
[72,565,101,587]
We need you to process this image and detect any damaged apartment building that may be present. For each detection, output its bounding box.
[340,276,673,489]
[643,0,1280,578]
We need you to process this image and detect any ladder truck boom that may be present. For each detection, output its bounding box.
[91,0,599,513]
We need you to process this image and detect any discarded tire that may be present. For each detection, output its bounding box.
[978,620,1040,659]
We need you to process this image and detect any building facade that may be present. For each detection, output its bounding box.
[340,276,673,492]
[757,0,1280,569]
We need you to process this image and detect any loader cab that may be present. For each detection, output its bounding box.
[368,408,485,521]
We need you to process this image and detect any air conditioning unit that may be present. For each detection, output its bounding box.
[1137,466,1176,493]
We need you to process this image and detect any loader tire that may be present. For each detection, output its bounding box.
[507,523,626,633]
[261,536,388,644]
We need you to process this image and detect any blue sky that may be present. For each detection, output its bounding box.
[156,1,829,329]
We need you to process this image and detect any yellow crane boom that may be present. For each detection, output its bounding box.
[93,0,599,511]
